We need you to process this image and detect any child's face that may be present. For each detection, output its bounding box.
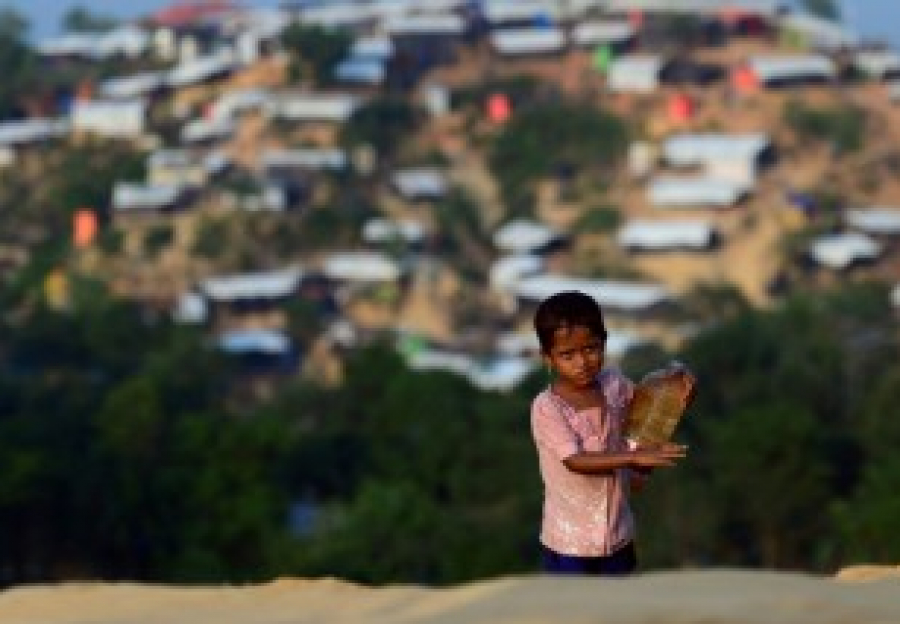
[543,325,605,389]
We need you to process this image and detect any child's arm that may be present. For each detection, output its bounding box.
[563,443,686,476]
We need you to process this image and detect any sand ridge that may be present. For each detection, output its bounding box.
[1,570,899,624]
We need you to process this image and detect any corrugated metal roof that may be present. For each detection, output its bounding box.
[491,28,567,55]
[200,267,303,302]
[747,55,836,84]
[618,220,716,250]
[845,209,900,235]
[649,176,748,207]
[512,274,672,311]
[571,20,635,47]
[809,232,881,270]
[608,55,665,93]
[662,133,771,167]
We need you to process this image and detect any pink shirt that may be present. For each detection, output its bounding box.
[531,369,635,557]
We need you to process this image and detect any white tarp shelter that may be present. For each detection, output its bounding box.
[607,55,666,93]
[493,220,560,254]
[262,148,348,171]
[649,176,748,207]
[490,254,544,290]
[321,252,402,282]
[512,274,672,312]
[662,133,772,168]
[618,220,717,251]
[571,20,635,47]
[72,100,146,138]
[854,51,900,80]
[266,93,359,122]
[0,119,69,146]
[809,232,881,270]
[363,218,425,244]
[844,209,900,235]
[393,168,448,200]
[200,267,304,302]
[747,55,836,85]
[490,28,567,56]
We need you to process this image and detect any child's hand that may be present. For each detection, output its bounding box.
[628,442,687,469]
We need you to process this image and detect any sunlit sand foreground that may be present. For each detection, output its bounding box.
[1,568,899,624]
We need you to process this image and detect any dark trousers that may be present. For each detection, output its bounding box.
[541,542,637,576]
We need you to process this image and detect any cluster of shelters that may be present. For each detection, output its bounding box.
[5,0,899,384]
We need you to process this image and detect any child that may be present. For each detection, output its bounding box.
[531,291,686,576]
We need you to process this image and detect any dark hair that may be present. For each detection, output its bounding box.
[533,291,607,353]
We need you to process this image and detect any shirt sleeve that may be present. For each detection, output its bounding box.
[600,368,635,427]
[531,395,580,462]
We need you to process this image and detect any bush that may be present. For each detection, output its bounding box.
[98,228,124,255]
[574,205,622,234]
[281,23,351,85]
[192,218,228,259]
[341,97,421,160]
[143,224,174,257]
[489,103,628,216]
[784,101,866,155]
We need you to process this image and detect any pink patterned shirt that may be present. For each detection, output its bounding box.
[531,369,636,557]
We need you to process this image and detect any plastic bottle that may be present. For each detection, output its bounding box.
[625,361,696,447]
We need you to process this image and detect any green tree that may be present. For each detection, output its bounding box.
[0,8,34,117]
[489,103,628,215]
[62,6,118,33]
[280,23,351,85]
[341,97,421,160]
[801,0,841,21]
[784,100,866,155]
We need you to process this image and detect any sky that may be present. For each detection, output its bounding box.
[2,0,899,48]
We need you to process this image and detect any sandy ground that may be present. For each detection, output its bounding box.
[1,569,899,624]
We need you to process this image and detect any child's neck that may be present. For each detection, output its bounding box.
[552,377,598,399]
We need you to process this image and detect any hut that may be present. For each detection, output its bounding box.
[745,55,836,87]
[72,99,147,138]
[649,176,749,208]
[607,55,666,93]
[808,232,881,270]
[490,27,567,57]
[618,220,719,252]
